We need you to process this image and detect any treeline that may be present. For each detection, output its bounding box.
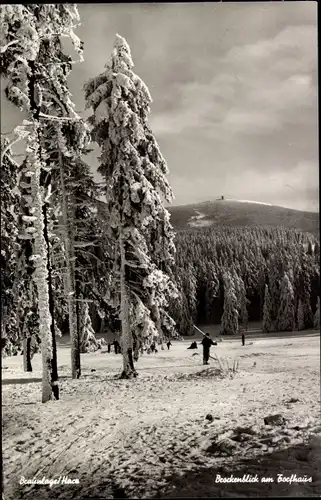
[168,226,320,335]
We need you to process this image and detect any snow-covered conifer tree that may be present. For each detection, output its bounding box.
[0,4,85,399]
[277,273,295,332]
[62,158,110,356]
[267,254,282,326]
[168,275,190,335]
[262,284,274,333]
[34,15,91,380]
[85,35,177,377]
[297,253,314,330]
[233,270,249,330]
[172,263,197,335]
[221,271,239,335]
[297,299,305,331]
[1,139,20,352]
[204,262,220,324]
[79,302,100,353]
[0,149,42,366]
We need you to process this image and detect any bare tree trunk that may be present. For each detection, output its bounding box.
[100,317,105,334]
[23,337,32,372]
[79,301,86,353]
[19,171,36,373]
[29,125,54,403]
[119,230,137,379]
[59,151,80,379]
[43,203,59,399]
[75,274,82,359]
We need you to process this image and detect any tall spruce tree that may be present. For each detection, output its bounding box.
[0,139,20,353]
[68,163,113,354]
[85,35,177,377]
[297,298,305,331]
[204,262,220,324]
[1,5,55,401]
[262,284,273,333]
[277,273,295,332]
[233,270,249,330]
[0,151,42,366]
[267,253,283,326]
[168,274,190,336]
[221,271,239,335]
[1,4,85,399]
[34,17,92,378]
[183,263,198,331]
[297,251,314,330]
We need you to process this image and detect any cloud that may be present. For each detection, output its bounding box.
[1,3,317,213]
[222,109,281,134]
[225,25,316,67]
[150,23,317,140]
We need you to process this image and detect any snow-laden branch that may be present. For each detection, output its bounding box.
[73,241,96,249]
[0,39,20,54]
[39,112,76,122]
[124,259,145,269]
[39,87,76,117]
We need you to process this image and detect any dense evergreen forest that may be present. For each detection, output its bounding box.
[87,224,319,337]
[169,226,320,335]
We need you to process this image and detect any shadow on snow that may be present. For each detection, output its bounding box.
[158,441,319,498]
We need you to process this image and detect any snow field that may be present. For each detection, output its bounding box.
[2,332,320,499]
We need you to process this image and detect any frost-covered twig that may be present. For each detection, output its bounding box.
[1,137,20,162]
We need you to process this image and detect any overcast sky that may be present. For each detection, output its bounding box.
[1,2,318,212]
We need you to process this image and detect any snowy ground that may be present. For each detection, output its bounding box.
[2,331,321,499]
[187,209,213,228]
[224,199,272,206]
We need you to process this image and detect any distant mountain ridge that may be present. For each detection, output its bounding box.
[168,199,319,236]
[95,197,319,237]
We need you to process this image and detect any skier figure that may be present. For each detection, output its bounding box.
[150,342,156,353]
[242,332,245,346]
[166,340,172,350]
[201,333,215,365]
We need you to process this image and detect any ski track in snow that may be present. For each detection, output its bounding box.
[2,333,321,499]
